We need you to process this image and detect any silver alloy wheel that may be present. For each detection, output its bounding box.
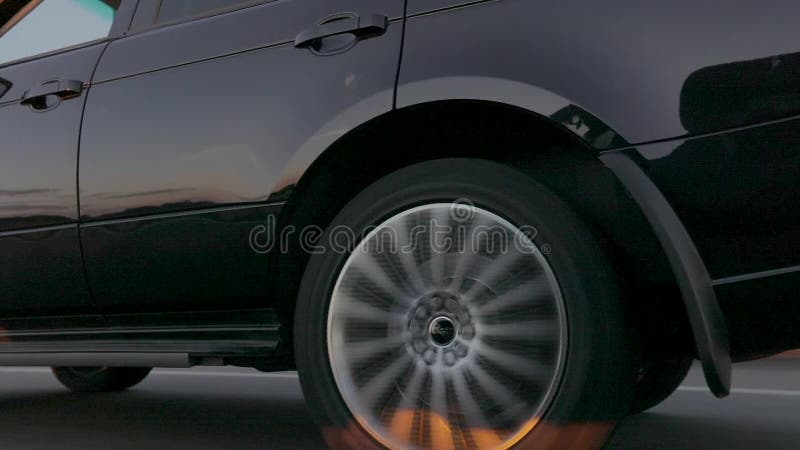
[327,203,567,450]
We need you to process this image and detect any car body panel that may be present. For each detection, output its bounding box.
[597,114,800,373]
[406,0,484,16]
[629,117,800,280]
[96,0,404,82]
[715,270,800,360]
[0,225,93,316]
[78,0,404,314]
[0,44,107,315]
[80,204,278,314]
[398,0,800,148]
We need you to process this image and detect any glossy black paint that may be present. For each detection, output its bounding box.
[0,226,93,316]
[628,118,800,279]
[0,43,106,316]
[0,0,797,364]
[398,0,800,147]
[715,271,800,360]
[79,0,404,313]
[80,204,278,314]
[0,44,105,229]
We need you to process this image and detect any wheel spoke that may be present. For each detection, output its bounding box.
[452,367,490,428]
[350,252,416,306]
[429,364,455,450]
[428,206,452,289]
[395,217,430,295]
[346,335,406,363]
[452,368,507,450]
[397,363,426,410]
[358,354,413,409]
[386,363,427,445]
[334,295,397,323]
[474,276,549,315]
[462,250,526,301]
[468,363,521,411]
[478,321,559,340]
[328,203,566,450]
[446,214,492,290]
[472,340,551,382]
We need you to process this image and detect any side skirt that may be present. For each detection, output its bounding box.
[0,310,280,369]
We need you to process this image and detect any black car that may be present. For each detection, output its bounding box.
[1,1,799,449]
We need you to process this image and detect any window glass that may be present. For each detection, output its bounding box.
[0,0,119,65]
[156,0,253,24]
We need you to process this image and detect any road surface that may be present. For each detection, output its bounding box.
[0,359,797,449]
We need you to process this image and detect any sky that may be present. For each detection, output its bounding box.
[0,0,116,65]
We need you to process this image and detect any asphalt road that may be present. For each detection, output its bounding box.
[0,359,797,449]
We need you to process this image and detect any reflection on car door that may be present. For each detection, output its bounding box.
[0,0,123,319]
[78,0,404,315]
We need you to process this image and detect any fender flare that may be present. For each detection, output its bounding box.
[600,151,731,397]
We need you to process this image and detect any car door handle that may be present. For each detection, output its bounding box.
[295,13,388,49]
[21,79,84,107]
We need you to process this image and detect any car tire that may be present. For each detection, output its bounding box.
[630,356,693,414]
[51,367,152,392]
[294,158,636,450]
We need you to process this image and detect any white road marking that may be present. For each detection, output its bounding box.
[679,386,800,397]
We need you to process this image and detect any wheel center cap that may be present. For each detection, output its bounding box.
[429,316,457,347]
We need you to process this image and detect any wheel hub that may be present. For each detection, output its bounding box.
[406,292,476,366]
[429,315,456,346]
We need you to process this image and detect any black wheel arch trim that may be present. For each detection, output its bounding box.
[599,151,731,398]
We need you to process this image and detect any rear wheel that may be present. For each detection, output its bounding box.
[295,159,636,450]
[51,367,152,392]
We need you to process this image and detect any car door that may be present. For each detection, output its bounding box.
[78,0,404,316]
[0,0,130,319]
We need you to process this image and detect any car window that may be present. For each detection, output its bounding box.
[155,0,256,24]
[0,0,119,66]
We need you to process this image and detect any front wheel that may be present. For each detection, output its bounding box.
[295,159,636,450]
[52,367,152,392]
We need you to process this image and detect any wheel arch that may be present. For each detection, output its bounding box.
[395,76,631,151]
[269,98,690,371]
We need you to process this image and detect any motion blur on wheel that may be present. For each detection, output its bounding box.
[295,159,637,450]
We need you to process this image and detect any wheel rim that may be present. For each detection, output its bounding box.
[327,203,567,450]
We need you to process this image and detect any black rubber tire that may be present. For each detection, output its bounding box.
[294,158,636,450]
[51,367,152,392]
[630,356,693,414]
